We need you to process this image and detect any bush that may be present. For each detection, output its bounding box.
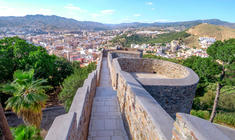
[191,110,235,127]
[218,86,235,112]
[143,54,184,64]
[215,112,235,127]
[11,125,42,140]
[190,110,210,120]
[59,62,96,112]
[192,84,235,111]
[193,84,216,110]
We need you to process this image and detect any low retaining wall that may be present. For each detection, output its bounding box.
[45,54,103,140]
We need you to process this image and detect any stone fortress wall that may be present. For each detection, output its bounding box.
[45,50,235,140]
[107,50,235,140]
[45,53,103,140]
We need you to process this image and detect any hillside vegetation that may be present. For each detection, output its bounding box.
[184,23,235,48]
[111,31,190,47]
[111,24,235,49]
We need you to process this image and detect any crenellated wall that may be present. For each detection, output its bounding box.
[45,53,103,140]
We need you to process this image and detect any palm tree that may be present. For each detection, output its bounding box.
[1,69,51,128]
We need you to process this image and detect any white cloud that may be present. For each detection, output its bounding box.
[146,2,153,5]
[0,6,16,16]
[90,9,115,21]
[101,9,115,15]
[151,8,155,10]
[91,13,102,18]
[0,5,53,16]
[65,4,82,11]
[133,14,141,17]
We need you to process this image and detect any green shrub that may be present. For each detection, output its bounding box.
[192,84,235,111]
[143,54,183,64]
[59,62,96,112]
[193,84,216,110]
[218,86,235,112]
[190,110,210,120]
[191,110,235,127]
[11,125,42,140]
[215,112,235,127]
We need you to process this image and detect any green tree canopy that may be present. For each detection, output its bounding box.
[207,39,235,64]
[207,39,235,86]
[183,56,222,84]
[183,56,222,97]
[0,37,73,86]
[206,39,235,122]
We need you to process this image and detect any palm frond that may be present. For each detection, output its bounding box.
[2,69,50,127]
[0,84,16,94]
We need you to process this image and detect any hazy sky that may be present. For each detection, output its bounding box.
[0,0,234,24]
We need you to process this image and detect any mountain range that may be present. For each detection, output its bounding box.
[0,15,235,31]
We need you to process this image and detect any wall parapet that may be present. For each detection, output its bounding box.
[172,113,233,140]
[45,53,103,140]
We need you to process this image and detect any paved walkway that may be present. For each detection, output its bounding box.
[88,57,128,140]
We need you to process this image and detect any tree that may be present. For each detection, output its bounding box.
[207,39,235,122]
[59,62,96,112]
[0,37,73,87]
[0,103,13,140]
[183,56,222,97]
[1,69,51,128]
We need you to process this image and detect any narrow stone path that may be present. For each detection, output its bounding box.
[88,57,128,140]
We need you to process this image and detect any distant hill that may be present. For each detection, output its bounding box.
[184,23,235,48]
[112,19,235,29]
[0,15,235,31]
[0,15,110,31]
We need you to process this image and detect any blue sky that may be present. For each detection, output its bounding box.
[0,0,234,24]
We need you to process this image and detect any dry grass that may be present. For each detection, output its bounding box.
[184,23,235,48]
